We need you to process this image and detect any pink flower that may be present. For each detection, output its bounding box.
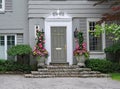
[75,43,80,49]
[38,43,43,48]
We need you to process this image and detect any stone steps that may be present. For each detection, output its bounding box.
[31,71,101,75]
[38,68,91,72]
[25,74,109,78]
[24,65,110,78]
[46,65,79,69]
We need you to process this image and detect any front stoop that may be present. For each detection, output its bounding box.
[25,65,110,78]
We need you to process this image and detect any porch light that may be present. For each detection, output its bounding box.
[42,28,44,34]
[74,28,78,38]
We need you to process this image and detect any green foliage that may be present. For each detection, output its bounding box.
[85,59,120,73]
[104,42,120,53]
[7,45,32,56]
[95,24,120,41]
[110,73,120,81]
[0,59,6,65]
[77,32,84,49]
[0,60,35,73]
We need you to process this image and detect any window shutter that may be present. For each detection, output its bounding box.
[5,0,12,11]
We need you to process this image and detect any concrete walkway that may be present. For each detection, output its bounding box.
[0,75,120,89]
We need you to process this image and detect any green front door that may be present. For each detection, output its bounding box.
[51,27,67,63]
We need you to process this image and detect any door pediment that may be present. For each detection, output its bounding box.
[46,10,72,19]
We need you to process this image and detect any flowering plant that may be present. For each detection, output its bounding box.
[73,31,89,58]
[33,29,48,58]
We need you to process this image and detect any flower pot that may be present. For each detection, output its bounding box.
[76,55,86,67]
[37,56,46,67]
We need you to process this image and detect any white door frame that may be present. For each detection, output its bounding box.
[45,18,73,65]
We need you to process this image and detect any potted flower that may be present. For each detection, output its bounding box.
[73,30,89,67]
[33,29,48,67]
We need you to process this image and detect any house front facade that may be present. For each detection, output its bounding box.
[0,0,112,65]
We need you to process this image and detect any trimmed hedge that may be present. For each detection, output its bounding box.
[7,45,32,65]
[85,59,120,73]
[0,60,36,73]
[104,42,120,53]
[7,45,32,56]
[105,42,120,63]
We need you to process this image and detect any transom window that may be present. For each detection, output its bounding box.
[87,19,104,52]
[0,0,5,11]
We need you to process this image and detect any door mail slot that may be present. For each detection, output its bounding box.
[56,48,62,50]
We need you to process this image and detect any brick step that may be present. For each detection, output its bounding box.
[38,68,91,72]
[25,74,110,78]
[31,71,101,75]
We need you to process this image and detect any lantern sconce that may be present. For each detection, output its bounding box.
[42,28,44,34]
[74,28,78,38]
[35,25,39,30]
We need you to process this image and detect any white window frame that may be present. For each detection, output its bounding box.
[0,0,5,12]
[0,34,17,60]
[87,18,106,54]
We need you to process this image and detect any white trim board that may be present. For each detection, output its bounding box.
[45,18,73,65]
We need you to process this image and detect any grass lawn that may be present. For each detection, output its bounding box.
[110,73,120,81]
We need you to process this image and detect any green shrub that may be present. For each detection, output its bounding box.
[85,59,120,73]
[0,65,7,71]
[7,45,32,56]
[105,42,120,63]
[0,60,35,73]
[7,45,32,65]
[105,42,120,53]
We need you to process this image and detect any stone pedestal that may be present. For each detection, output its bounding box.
[76,55,86,67]
[37,57,46,67]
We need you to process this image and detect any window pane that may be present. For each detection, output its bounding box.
[7,36,15,47]
[0,4,2,8]
[0,36,5,59]
[0,0,2,8]
[0,36,4,46]
[89,22,102,51]
[0,0,2,3]
[7,36,15,60]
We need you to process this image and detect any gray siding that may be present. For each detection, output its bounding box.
[72,18,87,43]
[28,0,109,18]
[29,18,44,48]
[5,0,12,11]
[0,0,29,44]
[17,34,23,44]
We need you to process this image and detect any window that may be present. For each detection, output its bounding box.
[0,35,16,60]
[0,0,5,11]
[89,22,102,51]
[87,19,105,52]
